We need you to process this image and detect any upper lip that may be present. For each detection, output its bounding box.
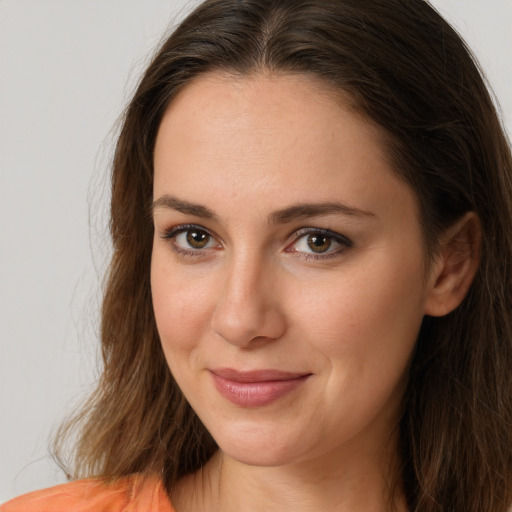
[210,368,311,383]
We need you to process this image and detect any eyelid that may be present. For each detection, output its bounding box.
[160,223,211,239]
[292,227,353,246]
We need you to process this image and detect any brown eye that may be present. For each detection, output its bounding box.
[186,229,211,249]
[286,229,351,259]
[307,234,332,253]
[165,225,218,254]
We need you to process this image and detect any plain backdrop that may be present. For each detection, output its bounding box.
[1,0,511,503]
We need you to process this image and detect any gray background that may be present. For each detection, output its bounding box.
[1,0,511,503]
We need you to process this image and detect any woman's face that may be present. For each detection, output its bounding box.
[151,72,433,468]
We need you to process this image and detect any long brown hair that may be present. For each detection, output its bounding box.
[54,1,512,510]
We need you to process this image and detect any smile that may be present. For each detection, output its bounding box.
[209,369,312,407]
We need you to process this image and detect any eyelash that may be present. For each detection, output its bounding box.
[159,224,353,261]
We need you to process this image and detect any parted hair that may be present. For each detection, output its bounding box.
[53,1,512,510]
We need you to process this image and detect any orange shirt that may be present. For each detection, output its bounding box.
[0,474,175,512]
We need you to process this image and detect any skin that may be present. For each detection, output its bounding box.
[150,72,478,511]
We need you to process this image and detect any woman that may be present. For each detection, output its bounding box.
[3,0,512,510]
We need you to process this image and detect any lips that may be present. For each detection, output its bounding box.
[210,368,311,407]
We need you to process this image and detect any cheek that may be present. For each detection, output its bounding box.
[151,249,215,355]
[292,265,424,432]
[290,256,426,379]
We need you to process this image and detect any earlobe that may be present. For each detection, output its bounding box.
[424,212,481,317]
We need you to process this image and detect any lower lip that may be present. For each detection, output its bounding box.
[210,373,310,407]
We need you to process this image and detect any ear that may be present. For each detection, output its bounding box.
[424,212,481,317]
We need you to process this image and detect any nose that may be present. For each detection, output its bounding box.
[210,253,287,347]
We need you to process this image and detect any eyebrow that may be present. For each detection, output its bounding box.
[152,194,375,224]
[152,195,220,221]
[269,202,375,224]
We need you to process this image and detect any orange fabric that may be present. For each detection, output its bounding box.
[0,474,175,512]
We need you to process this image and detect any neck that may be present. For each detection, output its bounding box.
[172,443,407,512]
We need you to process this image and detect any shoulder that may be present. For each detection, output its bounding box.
[0,474,175,512]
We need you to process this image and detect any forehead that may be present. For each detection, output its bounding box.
[157,72,365,144]
[153,71,417,227]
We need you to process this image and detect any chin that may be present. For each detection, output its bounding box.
[222,445,298,468]
[211,422,306,467]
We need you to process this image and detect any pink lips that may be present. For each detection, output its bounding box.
[210,368,311,407]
